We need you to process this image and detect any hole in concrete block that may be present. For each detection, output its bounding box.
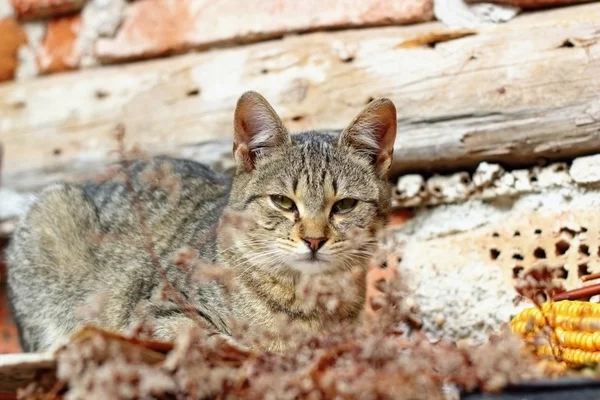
[460,175,471,185]
[534,229,542,235]
[579,263,591,278]
[374,278,387,293]
[512,253,524,261]
[513,231,521,237]
[580,244,590,256]
[559,227,576,239]
[490,248,500,260]
[370,296,384,311]
[533,247,546,259]
[555,239,570,256]
[556,266,569,279]
[535,292,548,303]
[513,266,524,278]
[492,232,500,238]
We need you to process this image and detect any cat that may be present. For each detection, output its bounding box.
[6,91,397,353]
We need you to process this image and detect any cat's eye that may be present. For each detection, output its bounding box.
[270,195,296,211]
[332,198,358,214]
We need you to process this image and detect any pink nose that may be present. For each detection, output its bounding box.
[302,237,327,251]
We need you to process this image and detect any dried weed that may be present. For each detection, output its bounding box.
[18,128,545,400]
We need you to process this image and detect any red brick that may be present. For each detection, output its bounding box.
[95,0,434,62]
[388,208,414,228]
[10,0,86,20]
[0,18,27,82]
[37,14,81,74]
[0,251,21,354]
[365,262,398,316]
[0,294,21,354]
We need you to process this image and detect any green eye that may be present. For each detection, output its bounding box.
[332,198,358,214]
[270,195,296,211]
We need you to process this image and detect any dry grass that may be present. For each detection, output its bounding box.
[14,128,555,399]
[18,276,542,400]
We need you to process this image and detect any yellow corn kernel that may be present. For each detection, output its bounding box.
[536,345,600,365]
[553,328,600,352]
[511,301,600,366]
[512,301,600,330]
[510,319,537,335]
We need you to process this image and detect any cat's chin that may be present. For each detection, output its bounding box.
[286,258,336,275]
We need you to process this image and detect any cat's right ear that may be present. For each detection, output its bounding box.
[233,91,290,171]
[338,98,397,178]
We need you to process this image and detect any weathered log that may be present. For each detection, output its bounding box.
[1,3,600,196]
[0,352,55,392]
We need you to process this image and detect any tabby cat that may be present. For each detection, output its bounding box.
[6,91,397,352]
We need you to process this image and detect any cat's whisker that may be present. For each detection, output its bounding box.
[233,249,287,273]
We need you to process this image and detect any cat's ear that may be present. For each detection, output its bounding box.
[233,91,290,171]
[338,98,397,177]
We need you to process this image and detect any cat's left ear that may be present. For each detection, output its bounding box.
[338,98,397,177]
[233,91,290,171]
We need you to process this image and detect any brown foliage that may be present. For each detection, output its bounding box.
[17,127,547,399]
[19,274,541,400]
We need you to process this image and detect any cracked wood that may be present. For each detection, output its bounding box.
[1,3,600,195]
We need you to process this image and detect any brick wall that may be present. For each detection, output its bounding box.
[0,0,434,81]
[0,241,19,354]
[2,0,585,83]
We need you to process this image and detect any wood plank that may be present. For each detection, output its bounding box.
[0,352,55,392]
[1,3,600,195]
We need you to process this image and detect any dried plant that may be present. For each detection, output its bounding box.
[16,129,548,400]
[514,266,568,363]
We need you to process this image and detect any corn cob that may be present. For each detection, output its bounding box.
[510,300,600,366]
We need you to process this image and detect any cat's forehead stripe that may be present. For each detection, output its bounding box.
[291,140,337,211]
[257,131,379,207]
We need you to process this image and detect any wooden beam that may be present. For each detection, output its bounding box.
[1,3,600,195]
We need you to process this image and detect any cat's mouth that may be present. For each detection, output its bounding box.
[306,252,320,262]
[285,252,334,274]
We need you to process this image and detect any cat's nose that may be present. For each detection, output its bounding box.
[302,237,327,252]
